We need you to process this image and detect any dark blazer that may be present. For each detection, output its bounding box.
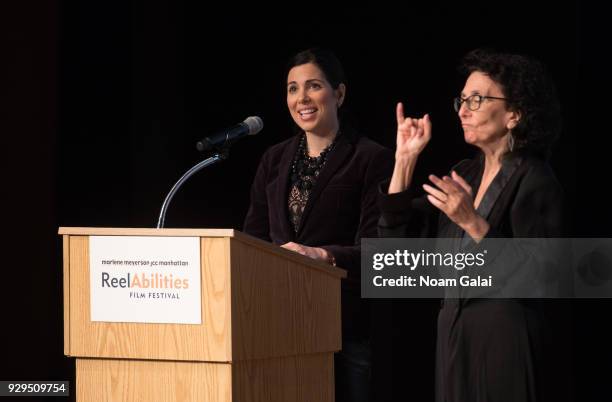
[243,131,394,339]
[378,151,568,402]
[378,152,564,240]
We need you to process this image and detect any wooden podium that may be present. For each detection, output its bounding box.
[59,227,346,402]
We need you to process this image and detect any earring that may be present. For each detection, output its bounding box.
[508,132,515,152]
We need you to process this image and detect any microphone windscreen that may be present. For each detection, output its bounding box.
[244,116,264,135]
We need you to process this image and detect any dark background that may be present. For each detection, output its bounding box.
[1,1,609,401]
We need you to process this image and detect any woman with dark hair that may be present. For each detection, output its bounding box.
[243,48,393,402]
[378,49,565,401]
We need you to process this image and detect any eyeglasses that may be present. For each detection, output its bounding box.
[453,94,509,112]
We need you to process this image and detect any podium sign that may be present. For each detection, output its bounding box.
[89,236,202,324]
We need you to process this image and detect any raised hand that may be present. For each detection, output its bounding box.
[395,102,431,160]
[387,102,432,194]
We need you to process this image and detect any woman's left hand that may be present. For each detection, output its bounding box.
[423,171,490,241]
[281,242,331,263]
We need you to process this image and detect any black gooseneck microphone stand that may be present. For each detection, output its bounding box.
[156,148,229,228]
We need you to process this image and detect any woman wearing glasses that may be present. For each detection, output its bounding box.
[378,49,565,401]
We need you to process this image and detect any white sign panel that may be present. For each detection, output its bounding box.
[89,236,201,324]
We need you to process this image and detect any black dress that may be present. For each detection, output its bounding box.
[378,152,570,402]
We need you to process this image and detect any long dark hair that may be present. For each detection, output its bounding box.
[286,48,346,91]
[286,48,356,137]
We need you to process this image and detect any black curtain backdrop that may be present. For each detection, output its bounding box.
[1,1,609,401]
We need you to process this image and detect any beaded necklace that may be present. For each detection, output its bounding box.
[288,133,339,233]
[290,133,338,190]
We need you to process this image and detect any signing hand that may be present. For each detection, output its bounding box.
[423,171,490,241]
[395,102,431,160]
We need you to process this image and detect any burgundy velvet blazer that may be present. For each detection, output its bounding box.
[243,131,393,338]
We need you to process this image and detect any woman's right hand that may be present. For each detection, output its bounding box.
[395,102,431,160]
[387,102,432,194]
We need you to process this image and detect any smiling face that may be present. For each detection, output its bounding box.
[286,62,345,136]
[458,71,520,151]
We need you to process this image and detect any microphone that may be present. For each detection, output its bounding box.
[196,116,263,152]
